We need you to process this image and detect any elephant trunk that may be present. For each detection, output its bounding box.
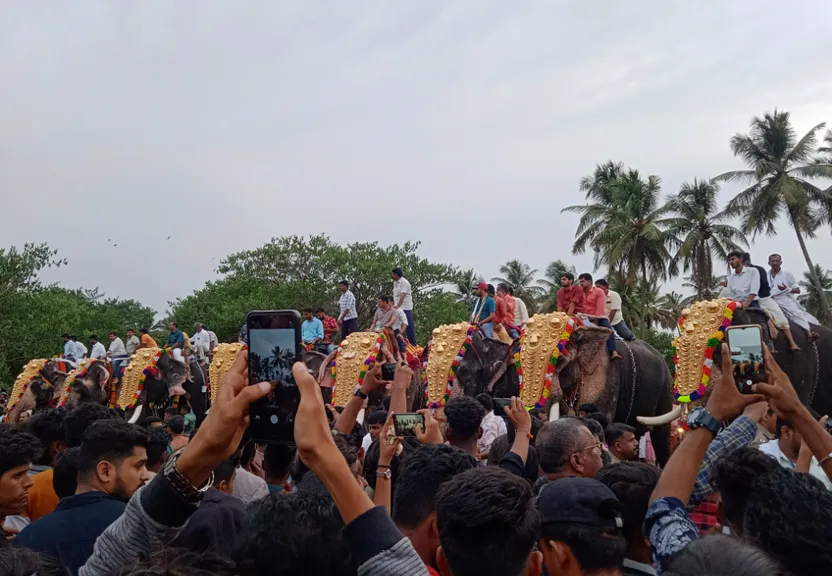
[637,404,682,426]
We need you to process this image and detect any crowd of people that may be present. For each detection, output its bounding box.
[1,331,831,576]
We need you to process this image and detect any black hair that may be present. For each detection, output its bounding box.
[580,417,605,443]
[90,335,99,342]
[487,284,496,296]
[507,285,515,295]
[596,462,660,544]
[487,434,541,485]
[146,427,172,470]
[127,328,135,333]
[0,547,63,576]
[166,415,185,435]
[393,444,477,529]
[774,417,792,439]
[366,410,388,427]
[475,393,494,413]
[605,423,635,446]
[140,328,149,334]
[436,467,540,576]
[0,424,42,478]
[563,272,575,282]
[378,295,393,303]
[444,395,486,443]
[315,308,325,314]
[496,282,510,293]
[727,250,744,261]
[536,418,586,474]
[52,446,80,498]
[62,333,70,339]
[213,457,239,486]
[541,523,626,574]
[303,307,314,314]
[64,403,120,448]
[364,436,419,491]
[263,443,296,481]
[169,322,178,328]
[585,411,610,431]
[743,467,832,575]
[25,408,66,465]
[711,447,779,531]
[392,267,403,277]
[578,403,597,413]
[664,535,779,576]
[141,416,163,428]
[595,278,609,287]
[339,280,349,288]
[742,252,752,264]
[78,420,148,477]
[108,331,117,337]
[232,482,355,575]
[578,272,593,282]
[119,547,237,576]
[164,406,178,416]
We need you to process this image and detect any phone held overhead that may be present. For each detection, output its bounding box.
[725,325,766,395]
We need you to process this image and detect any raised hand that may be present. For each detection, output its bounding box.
[414,408,443,444]
[504,397,532,435]
[705,343,765,421]
[752,346,802,418]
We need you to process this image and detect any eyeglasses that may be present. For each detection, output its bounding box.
[570,441,603,457]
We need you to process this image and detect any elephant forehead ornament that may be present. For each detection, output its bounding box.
[58,358,98,407]
[330,332,386,407]
[424,323,476,408]
[515,313,577,409]
[6,359,48,415]
[117,347,168,410]
[209,343,246,405]
[673,298,740,403]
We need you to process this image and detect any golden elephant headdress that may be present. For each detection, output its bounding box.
[58,358,99,407]
[515,313,578,408]
[209,343,246,405]
[6,359,48,415]
[118,347,168,410]
[329,332,386,407]
[673,298,740,403]
[423,323,476,407]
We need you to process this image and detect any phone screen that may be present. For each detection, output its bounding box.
[393,413,425,437]
[493,398,512,417]
[725,325,766,394]
[246,310,302,444]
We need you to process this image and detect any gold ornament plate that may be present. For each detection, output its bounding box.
[59,359,93,407]
[518,313,570,408]
[209,343,245,405]
[425,322,473,405]
[675,298,732,398]
[333,332,381,407]
[6,359,48,412]
[117,348,161,409]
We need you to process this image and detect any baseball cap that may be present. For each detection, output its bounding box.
[537,477,623,531]
[473,282,488,291]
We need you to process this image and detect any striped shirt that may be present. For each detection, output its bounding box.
[339,290,358,321]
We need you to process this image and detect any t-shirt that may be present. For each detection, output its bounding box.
[108,338,127,358]
[392,308,408,331]
[27,468,59,521]
[125,335,140,356]
[90,342,107,360]
[373,307,395,330]
[577,286,606,316]
[167,329,185,349]
[140,333,157,348]
[606,290,624,325]
[557,285,584,313]
[471,296,496,323]
[393,277,413,311]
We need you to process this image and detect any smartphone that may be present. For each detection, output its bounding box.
[725,325,766,394]
[393,413,425,437]
[381,362,397,382]
[246,310,303,444]
[493,397,512,417]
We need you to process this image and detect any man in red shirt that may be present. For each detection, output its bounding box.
[316,308,339,354]
[556,272,583,315]
[495,283,520,339]
[577,273,621,360]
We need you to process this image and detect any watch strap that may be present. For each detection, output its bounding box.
[354,387,368,400]
[163,449,213,503]
[688,408,721,435]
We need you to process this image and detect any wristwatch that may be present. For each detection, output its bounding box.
[685,407,722,436]
[376,468,392,480]
[354,387,368,400]
[162,449,214,503]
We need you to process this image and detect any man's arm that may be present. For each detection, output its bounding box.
[745,272,760,308]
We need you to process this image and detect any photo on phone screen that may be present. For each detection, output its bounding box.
[493,398,512,417]
[393,413,425,437]
[725,325,765,394]
[246,310,302,444]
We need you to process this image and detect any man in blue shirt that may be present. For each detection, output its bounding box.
[15,419,150,575]
[302,308,324,352]
[166,322,185,350]
[471,282,496,338]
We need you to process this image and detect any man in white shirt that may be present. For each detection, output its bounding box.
[62,334,78,365]
[768,253,820,341]
[392,267,416,345]
[191,322,212,361]
[759,418,832,490]
[89,335,107,360]
[107,331,129,381]
[125,329,141,356]
[720,251,761,309]
[595,279,635,341]
[475,394,507,460]
[392,307,409,359]
[206,327,219,357]
[70,335,87,360]
[509,287,529,330]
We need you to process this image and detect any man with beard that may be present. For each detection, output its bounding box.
[15,419,149,574]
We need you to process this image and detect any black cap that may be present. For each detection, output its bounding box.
[538,477,623,531]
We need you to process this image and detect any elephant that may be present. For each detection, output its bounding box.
[5,359,70,423]
[639,298,832,429]
[115,347,190,424]
[58,359,112,408]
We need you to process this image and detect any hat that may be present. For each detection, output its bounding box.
[538,477,623,531]
[474,282,488,291]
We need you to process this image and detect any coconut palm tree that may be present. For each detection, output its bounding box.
[714,110,832,319]
[492,259,545,309]
[537,260,577,312]
[818,129,832,163]
[628,283,683,331]
[661,179,747,300]
[451,269,483,305]
[681,274,727,306]
[798,264,832,325]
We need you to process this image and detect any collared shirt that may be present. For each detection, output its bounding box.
[302,318,324,343]
[320,315,339,343]
[372,307,395,331]
[64,341,76,359]
[646,496,698,574]
[125,335,140,356]
[577,286,606,316]
[513,297,529,327]
[392,308,408,331]
[339,290,358,321]
[90,342,107,360]
[494,296,515,326]
[191,330,212,357]
[720,265,760,301]
[140,333,157,348]
[167,329,185,349]
[606,289,624,325]
[477,411,507,455]
[557,284,583,312]
[759,438,832,489]
[207,331,218,352]
[73,341,88,359]
[107,338,127,358]
[749,423,774,450]
[689,415,756,507]
[769,268,799,299]
[393,277,413,311]
[689,498,719,534]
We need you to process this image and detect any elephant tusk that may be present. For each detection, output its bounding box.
[548,404,560,422]
[637,405,682,426]
[128,403,144,424]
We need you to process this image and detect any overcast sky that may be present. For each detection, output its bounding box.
[2,0,832,315]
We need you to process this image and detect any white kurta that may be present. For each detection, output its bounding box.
[769,269,818,331]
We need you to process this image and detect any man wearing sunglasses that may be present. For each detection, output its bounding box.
[534,418,604,494]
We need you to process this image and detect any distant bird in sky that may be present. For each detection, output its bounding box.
[167,236,171,240]
[113,244,118,247]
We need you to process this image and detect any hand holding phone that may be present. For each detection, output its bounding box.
[725,325,766,394]
[381,362,397,382]
[493,398,512,417]
[393,413,425,437]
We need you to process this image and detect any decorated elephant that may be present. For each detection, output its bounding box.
[423,316,675,465]
[115,347,192,424]
[638,298,832,429]
[57,359,112,407]
[4,359,70,423]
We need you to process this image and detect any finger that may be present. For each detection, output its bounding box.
[751,382,777,397]
[230,381,271,412]
[414,423,425,440]
[719,344,732,378]
[740,393,766,408]
[293,361,322,403]
[761,346,783,376]
[820,415,829,426]
[219,350,249,401]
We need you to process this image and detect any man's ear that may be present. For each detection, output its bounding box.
[437,546,452,576]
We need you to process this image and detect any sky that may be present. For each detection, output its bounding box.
[2,0,832,316]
